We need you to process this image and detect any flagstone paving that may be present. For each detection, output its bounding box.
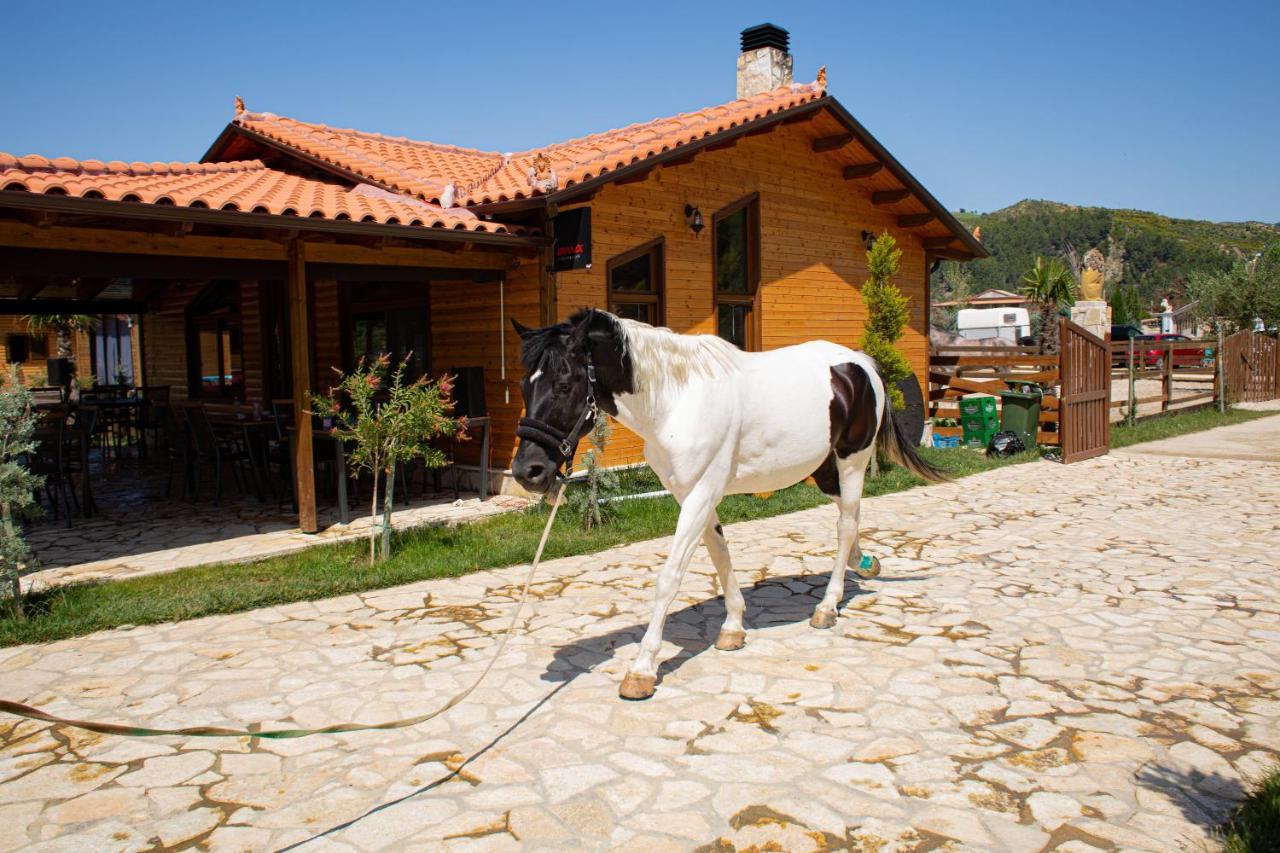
[2,419,1279,851]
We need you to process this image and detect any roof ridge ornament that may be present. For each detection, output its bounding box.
[816,66,827,89]
[526,152,558,194]
[234,96,245,118]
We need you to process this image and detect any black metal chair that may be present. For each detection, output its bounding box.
[29,411,76,527]
[134,385,171,457]
[183,403,249,503]
[156,405,191,500]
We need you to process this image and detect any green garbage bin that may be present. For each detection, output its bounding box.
[998,383,1043,449]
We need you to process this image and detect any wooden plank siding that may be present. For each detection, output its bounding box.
[429,258,541,466]
[553,121,932,466]
[0,318,77,384]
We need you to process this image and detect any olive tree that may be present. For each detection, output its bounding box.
[0,366,41,617]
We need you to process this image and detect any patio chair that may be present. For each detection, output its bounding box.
[31,386,64,406]
[28,413,76,527]
[183,403,250,503]
[62,405,98,517]
[134,385,171,456]
[156,404,191,500]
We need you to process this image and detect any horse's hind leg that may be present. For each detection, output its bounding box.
[704,513,746,651]
[811,449,870,629]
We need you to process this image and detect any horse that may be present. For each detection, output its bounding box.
[511,308,945,700]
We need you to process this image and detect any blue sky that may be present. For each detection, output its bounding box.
[4,1,1277,223]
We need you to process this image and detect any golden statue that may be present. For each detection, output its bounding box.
[1080,248,1105,301]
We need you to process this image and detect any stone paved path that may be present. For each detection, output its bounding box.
[2,417,1278,851]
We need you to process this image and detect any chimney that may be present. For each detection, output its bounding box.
[737,23,793,99]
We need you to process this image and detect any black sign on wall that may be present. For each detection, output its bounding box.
[552,208,592,272]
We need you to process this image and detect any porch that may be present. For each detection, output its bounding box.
[0,165,547,541]
[20,446,529,592]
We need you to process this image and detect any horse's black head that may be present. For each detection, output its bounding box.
[511,309,632,495]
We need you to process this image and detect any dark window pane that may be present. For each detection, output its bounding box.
[716,208,749,294]
[717,302,750,349]
[613,302,652,324]
[610,253,653,293]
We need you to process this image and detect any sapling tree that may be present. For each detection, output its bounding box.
[312,354,465,564]
[0,366,41,618]
[567,413,620,530]
[860,232,912,410]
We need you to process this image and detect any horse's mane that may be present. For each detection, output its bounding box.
[616,317,744,393]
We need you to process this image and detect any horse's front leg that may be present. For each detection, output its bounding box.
[620,480,720,700]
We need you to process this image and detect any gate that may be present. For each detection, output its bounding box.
[1223,330,1279,403]
[1059,319,1110,463]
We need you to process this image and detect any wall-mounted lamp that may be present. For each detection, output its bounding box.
[860,230,876,251]
[685,204,704,236]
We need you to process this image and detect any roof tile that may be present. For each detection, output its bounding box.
[226,81,825,207]
[0,154,532,234]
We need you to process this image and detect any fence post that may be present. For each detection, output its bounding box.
[1217,327,1226,412]
[1161,342,1172,412]
[1127,336,1136,427]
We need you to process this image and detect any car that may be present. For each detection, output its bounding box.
[1142,333,1205,369]
[1110,325,1148,366]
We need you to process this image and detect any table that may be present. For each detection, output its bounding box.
[288,430,352,525]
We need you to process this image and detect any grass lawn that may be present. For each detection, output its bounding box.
[2,406,1274,647]
[1218,766,1280,852]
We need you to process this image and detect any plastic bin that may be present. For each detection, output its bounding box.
[998,388,1043,449]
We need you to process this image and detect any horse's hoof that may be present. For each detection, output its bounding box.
[810,608,837,630]
[851,555,882,579]
[715,629,746,651]
[619,672,657,701]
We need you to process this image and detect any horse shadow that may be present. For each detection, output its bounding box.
[540,569,926,686]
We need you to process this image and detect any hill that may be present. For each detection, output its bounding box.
[933,200,1280,315]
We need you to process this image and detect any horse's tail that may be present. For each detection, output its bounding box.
[875,378,949,483]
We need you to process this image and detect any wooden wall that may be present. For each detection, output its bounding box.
[554,121,933,466]
[428,258,541,466]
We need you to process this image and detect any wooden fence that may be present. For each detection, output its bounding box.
[928,346,1061,446]
[1223,330,1279,403]
[1108,337,1219,418]
[929,326,1280,463]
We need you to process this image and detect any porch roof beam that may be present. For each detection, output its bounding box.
[0,221,518,270]
[0,248,506,283]
[0,191,544,250]
[0,298,146,314]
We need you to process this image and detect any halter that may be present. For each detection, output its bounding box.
[515,352,600,479]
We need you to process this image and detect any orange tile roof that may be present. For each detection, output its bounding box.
[0,153,530,234]
[229,81,825,207]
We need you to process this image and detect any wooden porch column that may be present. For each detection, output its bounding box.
[288,238,318,533]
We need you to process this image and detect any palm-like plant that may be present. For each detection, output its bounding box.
[1021,257,1077,354]
[24,314,97,360]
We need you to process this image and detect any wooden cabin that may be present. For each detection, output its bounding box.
[0,24,983,531]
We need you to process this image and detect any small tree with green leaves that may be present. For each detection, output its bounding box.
[566,413,620,530]
[0,366,42,618]
[1021,257,1078,354]
[312,354,464,564]
[860,232,912,410]
[1108,281,1144,328]
[1187,243,1280,335]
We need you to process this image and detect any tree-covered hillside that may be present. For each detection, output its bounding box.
[933,200,1280,320]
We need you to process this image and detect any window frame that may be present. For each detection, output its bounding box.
[185,280,246,400]
[712,193,762,350]
[606,237,665,327]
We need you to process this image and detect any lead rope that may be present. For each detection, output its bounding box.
[0,480,569,740]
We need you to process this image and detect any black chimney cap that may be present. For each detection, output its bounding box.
[740,23,789,53]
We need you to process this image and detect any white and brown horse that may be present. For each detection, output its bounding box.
[512,309,944,700]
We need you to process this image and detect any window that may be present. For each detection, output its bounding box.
[186,281,245,399]
[608,238,664,325]
[342,283,429,382]
[6,335,29,364]
[713,194,760,350]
